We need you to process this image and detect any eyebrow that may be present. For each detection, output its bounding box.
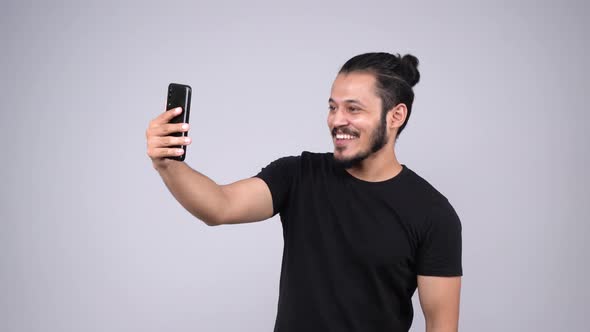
[328,98,366,107]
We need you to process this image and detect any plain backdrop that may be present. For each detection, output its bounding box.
[1,0,588,331]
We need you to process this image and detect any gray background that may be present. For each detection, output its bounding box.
[1,0,588,331]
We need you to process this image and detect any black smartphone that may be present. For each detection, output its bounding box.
[166,83,192,161]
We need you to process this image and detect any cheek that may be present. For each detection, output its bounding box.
[354,119,379,140]
[348,118,366,132]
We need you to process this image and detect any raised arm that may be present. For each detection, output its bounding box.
[146,108,273,226]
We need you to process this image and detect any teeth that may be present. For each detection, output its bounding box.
[336,134,356,140]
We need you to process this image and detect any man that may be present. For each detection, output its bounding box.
[146,52,462,332]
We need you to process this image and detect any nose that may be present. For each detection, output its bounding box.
[329,108,349,128]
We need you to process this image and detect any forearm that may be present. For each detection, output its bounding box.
[425,325,457,332]
[425,316,458,332]
[155,161,228,226]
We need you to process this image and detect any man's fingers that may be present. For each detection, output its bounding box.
[148,147,185,159]
[156,123,190,136]
[145,109,190,161]
[152,107,182,126]
[159,147,185,158]
[147,123,189,138]
[146,131,191,155]
[158,135,192,147]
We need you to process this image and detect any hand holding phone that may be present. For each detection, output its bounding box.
[145,83,192,166]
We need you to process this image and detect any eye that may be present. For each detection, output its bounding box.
[348,106,360,113]
[328,105,336,111]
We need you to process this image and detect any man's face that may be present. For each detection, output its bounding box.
[327,72,389,168]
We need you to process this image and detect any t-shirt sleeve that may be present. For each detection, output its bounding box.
[416,200,463,276]
[254,156,299,216]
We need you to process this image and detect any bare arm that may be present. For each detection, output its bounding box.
[156,162,273,225]
[417,275,462,332]
[146,108,273,226]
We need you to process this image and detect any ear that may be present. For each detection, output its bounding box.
[388,103,408,129]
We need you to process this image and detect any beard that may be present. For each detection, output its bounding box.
[333,113,388,169]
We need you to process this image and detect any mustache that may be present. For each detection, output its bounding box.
[332,127,359,137]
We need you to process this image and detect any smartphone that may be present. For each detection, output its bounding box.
[166,83,192,161]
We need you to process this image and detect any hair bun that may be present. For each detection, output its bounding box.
[398,54,420,87]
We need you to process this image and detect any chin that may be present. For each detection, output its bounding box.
[333,151,367,169]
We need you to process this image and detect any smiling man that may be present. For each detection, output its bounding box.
[146,52,463,332]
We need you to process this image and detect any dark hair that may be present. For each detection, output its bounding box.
[339,52,420,138]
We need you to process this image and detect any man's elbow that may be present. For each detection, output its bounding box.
[187,209,226,226]
[203,212,227,226]
[203,219,221,226]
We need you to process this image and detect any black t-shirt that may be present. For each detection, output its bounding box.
[255,151,462,332]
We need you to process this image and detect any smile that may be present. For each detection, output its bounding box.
[335,134,357,140]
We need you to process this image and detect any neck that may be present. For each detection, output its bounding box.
[345,143,403,182]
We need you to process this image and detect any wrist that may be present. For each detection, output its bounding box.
[152,158,178,172]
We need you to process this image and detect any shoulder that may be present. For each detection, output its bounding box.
[259,151,333,174]
[298,151,336,177]
[400,166,451,207]
[398,166,460,224]
[300,151,333,165]
[400,169,462,258]
[267,151,332,162]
